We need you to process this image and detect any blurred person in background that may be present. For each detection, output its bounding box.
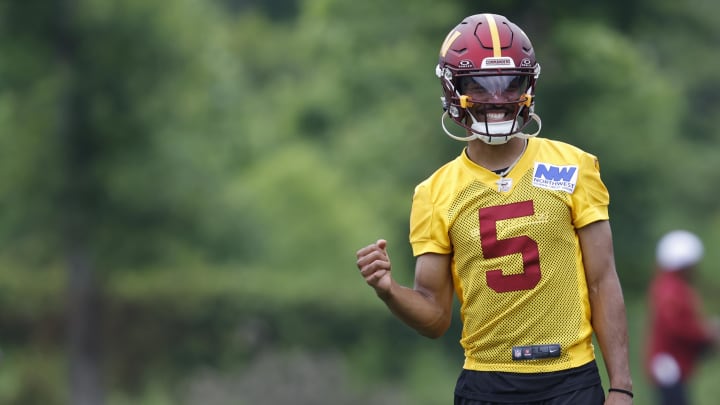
[356,13,633,405]
[646,230,720,405]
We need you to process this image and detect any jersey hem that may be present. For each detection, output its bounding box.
[462,352,595,373]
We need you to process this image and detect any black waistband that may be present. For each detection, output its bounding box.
[455,360,601,402]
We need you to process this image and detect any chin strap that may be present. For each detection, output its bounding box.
[441,112,542,143]
[516,113,542,138]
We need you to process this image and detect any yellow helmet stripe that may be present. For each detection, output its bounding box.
[440,30,461,57]
[485,14,502,57]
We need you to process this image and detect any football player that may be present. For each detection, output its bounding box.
[357,13,633,404]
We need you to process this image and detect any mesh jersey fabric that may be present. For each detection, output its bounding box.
[409,137,609,373]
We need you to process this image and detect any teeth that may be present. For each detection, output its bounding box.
[486,113,505,120]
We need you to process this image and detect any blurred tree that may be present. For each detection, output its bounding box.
[631,0,720,233]
[0,0,719,403]
[0,0,248,402]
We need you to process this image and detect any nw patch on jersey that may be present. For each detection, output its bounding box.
[532,163,578,193]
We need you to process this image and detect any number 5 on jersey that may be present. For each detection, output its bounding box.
[479,201,541,293]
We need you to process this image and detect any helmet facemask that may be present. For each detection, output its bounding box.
[438,65,541,144]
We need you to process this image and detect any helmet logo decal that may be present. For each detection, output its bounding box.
[440,30,462,57]
[458,59,474,68]
[480,57,515,68]
[484,14,502,57]
[520,58,532,67]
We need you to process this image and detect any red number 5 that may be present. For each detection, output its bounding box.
[479,201,541,293]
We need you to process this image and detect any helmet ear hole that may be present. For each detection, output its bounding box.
[521,94,533,108]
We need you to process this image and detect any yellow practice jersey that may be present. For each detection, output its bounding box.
[409,137,609,373]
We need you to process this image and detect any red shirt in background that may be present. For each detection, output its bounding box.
[646,271,714,383]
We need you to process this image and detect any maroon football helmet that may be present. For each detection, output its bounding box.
[436,14,541,143]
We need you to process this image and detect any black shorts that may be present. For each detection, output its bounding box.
[454,360,604,405]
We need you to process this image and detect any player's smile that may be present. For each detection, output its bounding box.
[472,105,515,122]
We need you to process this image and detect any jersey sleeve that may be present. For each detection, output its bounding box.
[409,181,452,256]
[571,153,610,228]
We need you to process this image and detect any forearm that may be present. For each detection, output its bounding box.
[589,275,633,390]
[578,221,632,392]
[378,280,451,338]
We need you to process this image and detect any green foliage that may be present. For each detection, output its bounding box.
[0,349,67,405]
[1,0,720,403]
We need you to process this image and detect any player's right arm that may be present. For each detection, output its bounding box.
[356,239,454,338]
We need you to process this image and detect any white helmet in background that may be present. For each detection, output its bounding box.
[656,230,704,271]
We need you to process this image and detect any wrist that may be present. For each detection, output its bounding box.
[609,377,632,392]
[375,280,395,301]
[608,387,634,399]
